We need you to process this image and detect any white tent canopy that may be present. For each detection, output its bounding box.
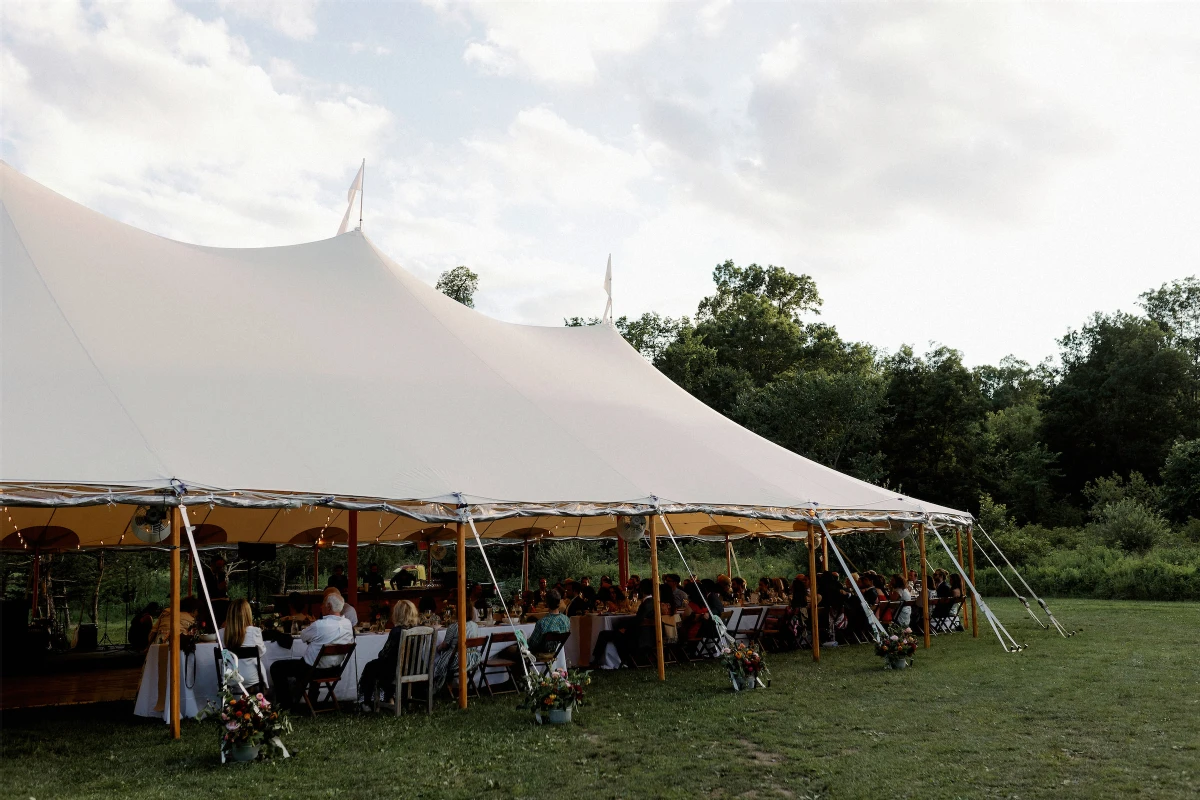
[1,163,970,547]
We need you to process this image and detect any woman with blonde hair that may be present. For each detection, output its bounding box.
[220,598,266,693]
[359,600,420,708]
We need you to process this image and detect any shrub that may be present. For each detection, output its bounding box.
[1160,438,1200,523]
[1091,499,1171,552]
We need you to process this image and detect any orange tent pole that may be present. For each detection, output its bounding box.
[456,522,468,708]
[808,522,820,662]
[347,511,359,610]
[169,507,182,740]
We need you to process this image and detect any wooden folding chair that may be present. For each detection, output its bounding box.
[732,607,764,645]
[480,630,521,696]
[448,635,489,701]
[531,631,571,676]
[375,626,435,716]
[757,607,788,651]
[302,642,356,717]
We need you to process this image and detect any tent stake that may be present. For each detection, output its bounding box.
[347,511,358,611]
[169,507,181,740]
[807,522,820,662]
[966,525,978,638]
[648,515,665,681]
[918,522,931,649]
[456,521,468,708]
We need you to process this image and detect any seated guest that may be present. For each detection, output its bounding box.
[359,599,420,707]
[730,576,747,604]
[417,595,439,626]
[931,569,955,618]
[680,582,715,642]
[530,577,550,607]
[771,577,789,602]
[948,573,964,599]
[220,598,266,694]
[664,574,689,616]
[564,581,591,616]
[364,563,386,593]
[127,602,161,652]
[151,597,198,643]
[323,586,358,626]
[495,590,571,664]
[699,579,725,616]
[624,575,641,597]
[279,592,314,628]
[579,576,597,605]
[269,594,354,711]
[595,575,625,608]
[326,565,349,594]
[907,570,919,593]
[888,574,913,628]
[755,577,774,603]
[715,575,734,603]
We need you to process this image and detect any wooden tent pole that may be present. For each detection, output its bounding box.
[822,534,829,570]
[725,535,732,578]
[966,525,978,638]
[522,537,530,594]
[648,515,665,681]
[30,549,41,620]
[312,545,319,590]
[455,522,468,708]
[169,507,182,740]
[807,522,820,662]
[347,511,358,610]
[918,522,931,649]
[955,528,968,633]
[900,539,908,577]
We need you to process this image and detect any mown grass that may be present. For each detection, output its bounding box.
[2,599,1198,799]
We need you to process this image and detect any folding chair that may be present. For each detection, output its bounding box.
[531,631,571,676]
[480,631,522,696]
[757,607,788,651]
[731,607,764,645]
[213,645,266,694]
[302,642,356,717]
[930,600,962,634]
[374,625,435,716]
[448,635,489,701]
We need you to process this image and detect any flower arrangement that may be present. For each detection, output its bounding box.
[875,625,918,669]
[720,642,766,690]
[200,656,292,762]
[518,668,591,715]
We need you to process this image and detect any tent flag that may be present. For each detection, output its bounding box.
[603,254,613,323]
[337,159,365,235]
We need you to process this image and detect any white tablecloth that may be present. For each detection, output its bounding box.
[568,614,637,669]
[134,622,566,721]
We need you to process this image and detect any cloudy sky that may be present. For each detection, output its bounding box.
[3,0,1198,367]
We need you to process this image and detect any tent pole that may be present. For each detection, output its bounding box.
[648,515,665,681]
[822,534,829,570]
[807,522,820,662]
[455,522,468,708]
[725,535,732,579]
[30,549,41,621]
[900,539,908,577]
[955,528,968,633]
[169,507,181,740]
[522,537,530,594]
[966,525,978,638]
[347,511,359,611]
[918,522,931,649]
[615,536,626,588]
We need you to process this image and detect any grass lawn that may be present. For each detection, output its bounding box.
[2,599,1198,799]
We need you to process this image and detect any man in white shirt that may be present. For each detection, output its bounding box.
[269,594,354,710]
[323,586,359,627]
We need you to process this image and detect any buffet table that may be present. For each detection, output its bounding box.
[134,621,566,721]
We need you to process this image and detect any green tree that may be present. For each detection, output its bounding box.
[974,355,1053,412]
[733,369,888,482]
[565,313,688,363]
[1160,438,1200,523]
[879,345,986,512]
[436,265,479,307]
[979,403,1062,524]
[1139,276,1200,369]
[1040,312,1199,495]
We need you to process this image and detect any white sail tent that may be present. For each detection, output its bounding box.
[1,161,971,547]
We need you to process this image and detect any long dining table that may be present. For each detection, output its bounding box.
[133,621,566,722]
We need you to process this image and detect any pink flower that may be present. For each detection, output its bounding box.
[226,721,239,731]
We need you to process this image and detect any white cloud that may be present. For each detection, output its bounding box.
[218,0,320,41]
[1,0,390,246]
[447,1,667,84]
